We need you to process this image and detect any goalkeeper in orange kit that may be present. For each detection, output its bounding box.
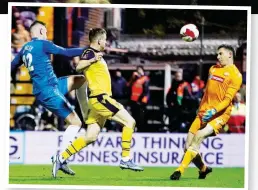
[170,44,243,180]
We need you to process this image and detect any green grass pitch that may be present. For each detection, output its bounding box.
[9,165,244,188]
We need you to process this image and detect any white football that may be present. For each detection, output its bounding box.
[180,24,199,42]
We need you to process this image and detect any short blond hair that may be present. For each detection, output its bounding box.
[89,28,106,42]
[29,20,46,32]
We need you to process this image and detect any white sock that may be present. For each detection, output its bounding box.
[76,82,88,122]
[61,125,81,153]
[122,156,130,162]
[76,127,87,138]
[58,126,86,164]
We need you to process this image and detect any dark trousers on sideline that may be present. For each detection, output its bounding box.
[130,100,146,132]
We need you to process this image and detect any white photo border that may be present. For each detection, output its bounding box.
[6,3,252,190]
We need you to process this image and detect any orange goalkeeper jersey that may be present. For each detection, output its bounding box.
[198,64,242,118]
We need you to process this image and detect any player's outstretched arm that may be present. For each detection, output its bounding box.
[76,50,103,72]
[43,40,85,57]
[76,58,97,72]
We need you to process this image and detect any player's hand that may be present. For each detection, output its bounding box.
[202,108,217,123]
[87,52,103,64]
[94,52,103,61]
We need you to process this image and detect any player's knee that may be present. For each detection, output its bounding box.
[125,115,136,129]
[113,109,135,129]
[184,143,190,152]
[195,130,204,141]
[84,123,101,144]
[67,115,82,127]
[130,116,136,128]
[185,132,194,152]
[66,111,81,125]
[74,119,82,127]
[192,131,205,148]
[86,135,98,144]
[184,141,193,152]
[123,110,136,128]
[85,133,98,144]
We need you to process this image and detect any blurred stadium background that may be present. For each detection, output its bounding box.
[9,6,247,187]
[10,6,247,133]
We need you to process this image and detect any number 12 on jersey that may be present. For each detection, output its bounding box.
[22,53,34,72]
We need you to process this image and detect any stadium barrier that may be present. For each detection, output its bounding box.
[9,132,245,167]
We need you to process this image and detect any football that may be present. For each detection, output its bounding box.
[180,24,199,42]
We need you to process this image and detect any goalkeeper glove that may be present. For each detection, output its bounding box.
[202,108,217,123]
